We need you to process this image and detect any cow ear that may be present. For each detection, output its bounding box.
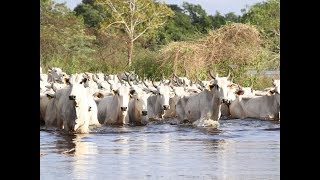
[208,84,215,91]
[129,89,136,95]
[46,93,55,99]
[269,90,275,95]
[93,92,104,98]
[81,78,88,84]
[65,78,70,85]
[236,90,244,95]
[113,90,118,95]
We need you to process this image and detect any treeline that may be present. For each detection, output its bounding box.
[40,0,279,89]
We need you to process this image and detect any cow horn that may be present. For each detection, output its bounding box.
[134,74,139,83]
[105,76,111,85]
[142,80,149,88]
[174,78,181,86]
[226,69,231,79]
[124,72,132,87]
[152,80,158,88]
[117,74,124,84]
[208,70,215,79]
[166,79,171,86]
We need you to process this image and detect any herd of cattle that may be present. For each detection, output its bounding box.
[40,66,280,134]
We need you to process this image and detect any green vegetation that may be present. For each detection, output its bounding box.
[40,0,280,88]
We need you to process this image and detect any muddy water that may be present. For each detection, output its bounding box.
[40,119,280,179]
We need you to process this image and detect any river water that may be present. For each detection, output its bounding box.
[40,119,280,180]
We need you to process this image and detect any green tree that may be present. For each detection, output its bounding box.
[40,0,96,73]
[96,0,174,66]
[74,0,110,28]
[155,4,200,45]
[208,11,226,29]
[182,2,213,33]
[224,12,240,23]
[241,0,280,54]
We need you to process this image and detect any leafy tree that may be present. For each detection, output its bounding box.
[224,12,240,23]
[74,0,110,28]
[208,11,226,29]
[40,0,96,73]
[182,2,213,33]
[241,0,280,53]
[95,0,174,66]
[155,4,200,45]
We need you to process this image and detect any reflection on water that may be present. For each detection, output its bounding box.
[41,119,280,179]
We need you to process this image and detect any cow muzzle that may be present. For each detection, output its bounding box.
[163,105,170,110]
[69,95,76,100]
[120,107,127,111]
[142,111,148,116]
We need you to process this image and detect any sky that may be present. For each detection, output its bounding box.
[54,0,265,15]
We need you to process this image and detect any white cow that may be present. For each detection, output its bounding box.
[273,79,280,94]
[88,97,101,127]
[47,67,67,83]
[126,88,150,126]
[184,72,234,127]
[146,81,172,120]
[229,87,280,121]
[44,88,68,129]
[163,86,187,118]
[220,84,253,119]
[60,74,92,133]
[97,84,131,125]
[44,74,92,133]
[40,94,52,125]
[175,95,191,123]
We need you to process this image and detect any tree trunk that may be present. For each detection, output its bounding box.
[127,40,134,66]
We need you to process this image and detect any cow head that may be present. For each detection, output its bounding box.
[272,79,280,94]
[131,88,150,125]
[112,85,131,112]
[48,67,67,83]
[208,70,234,104]
[152,81,171,110]
[68,74,88,107]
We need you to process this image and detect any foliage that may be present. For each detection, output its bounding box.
[157,23,263,80]
[96,0,174,66]
[74,1,110,28]
[40,0,280,88]
[40,0,96,73]
[241,0,280,61]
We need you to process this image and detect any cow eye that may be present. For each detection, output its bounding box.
[136,98,139,101]
[158,93,161,95]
